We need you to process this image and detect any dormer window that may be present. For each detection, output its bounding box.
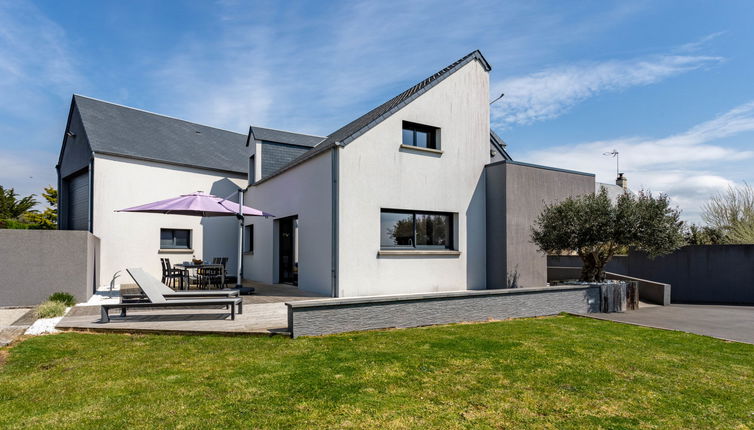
[402,121,439,150]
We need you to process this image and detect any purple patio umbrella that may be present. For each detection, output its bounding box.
[117,191,272,290]
[117,192,273,217]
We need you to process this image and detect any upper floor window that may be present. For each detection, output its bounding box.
[160,228,191,249]
[402,121,439,150]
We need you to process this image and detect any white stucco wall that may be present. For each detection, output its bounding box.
[337,59,490,297]
[92,154,246,287]
[241,150,333,296]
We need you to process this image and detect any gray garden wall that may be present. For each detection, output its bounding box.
[548,246,754,305]
[0,230,99,306]
[548,255,628,274]
[547,266,671,306]
[286,285,600,338]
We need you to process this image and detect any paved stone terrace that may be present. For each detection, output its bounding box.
[0,308,36,346]
[56,282,325,337]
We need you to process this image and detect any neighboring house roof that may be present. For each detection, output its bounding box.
[72,95,248,175]
[255,49,492,185]
[597,182,630,202]
[490,130,513,162]
[246,126,324,148]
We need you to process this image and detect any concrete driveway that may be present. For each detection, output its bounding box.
[589,304,754,344]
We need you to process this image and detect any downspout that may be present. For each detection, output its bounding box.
[235,182,256,286]
[331,144,340,297]
[236,188,244,288]
[88,157,94,233]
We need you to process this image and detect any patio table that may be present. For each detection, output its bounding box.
[174,263,225,290]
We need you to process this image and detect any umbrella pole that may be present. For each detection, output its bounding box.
[236,188,244,288]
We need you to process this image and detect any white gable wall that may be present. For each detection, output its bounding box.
[92,154,245,287]
[241,150,333,296]
[337,59,490,297]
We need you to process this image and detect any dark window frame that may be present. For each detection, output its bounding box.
[380,209,454,250]
[402,121,439,149]
[244,224,254,253]
[160,228,192,249]
[248,154,256,185]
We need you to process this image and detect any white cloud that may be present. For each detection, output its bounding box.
[0,1,82,117]
[149,1,647,135]
[520,101,754,222]
[491,54,722,128]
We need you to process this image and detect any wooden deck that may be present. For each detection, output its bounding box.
[56,281,325,336]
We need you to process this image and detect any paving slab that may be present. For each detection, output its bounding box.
[0,308,35,346]
[587,304,754,344]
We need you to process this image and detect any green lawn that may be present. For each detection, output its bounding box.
[1,315,752,429]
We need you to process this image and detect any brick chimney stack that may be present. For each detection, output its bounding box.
[616,173,628,190]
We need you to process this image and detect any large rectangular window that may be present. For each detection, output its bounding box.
[160,228,191,249]
[380,210,452,249]
[402,121,438,149]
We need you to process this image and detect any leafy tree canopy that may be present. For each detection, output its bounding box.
[0,186,37,220]
[531,187,685,282]
[23,186,58,229]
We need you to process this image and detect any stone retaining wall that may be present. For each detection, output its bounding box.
[286,285,600,338]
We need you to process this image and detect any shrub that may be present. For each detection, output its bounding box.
[35,301,66,319]
[48,292,76,307]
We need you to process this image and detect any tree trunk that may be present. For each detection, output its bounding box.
[579,253,603,282]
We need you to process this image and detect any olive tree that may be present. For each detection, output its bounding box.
[531,188,685,282]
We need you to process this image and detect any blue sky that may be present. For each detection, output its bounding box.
[1,0,753,221]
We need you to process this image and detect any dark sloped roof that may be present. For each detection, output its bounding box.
[490,130,513,161]
[254,50,492,185]
[73,95,248,175]
[247,126,324,148]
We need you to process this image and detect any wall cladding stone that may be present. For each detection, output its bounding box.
[287,286,600,337]
[261,142,310,179]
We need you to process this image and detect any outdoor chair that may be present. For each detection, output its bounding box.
[160,258,184,289]
[212,257,237,285]
[100,268,242,323]
[196,265,224,290]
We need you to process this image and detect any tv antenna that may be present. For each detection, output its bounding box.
[603,149,619,176]
[489,92,504,105]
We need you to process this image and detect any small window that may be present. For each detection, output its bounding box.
[402,121,438,149]
[244,224,254,253]
[380,210,452,249]
[160,229,191,249]
[248,155,256,185]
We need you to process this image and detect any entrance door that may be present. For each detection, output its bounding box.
[278,216,298,285]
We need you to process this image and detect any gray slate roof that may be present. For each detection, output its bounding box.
[490,130,512,162]
[247,126,324,148]
[74,95,248,175]
[255,50,492,184]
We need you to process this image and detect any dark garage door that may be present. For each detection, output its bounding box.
[68,170,89,231]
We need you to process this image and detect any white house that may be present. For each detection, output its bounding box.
[58,50,593,296]
[56,95,248,287]
[242,51,493,297]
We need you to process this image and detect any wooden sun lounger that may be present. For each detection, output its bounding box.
[100,268,243,323]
